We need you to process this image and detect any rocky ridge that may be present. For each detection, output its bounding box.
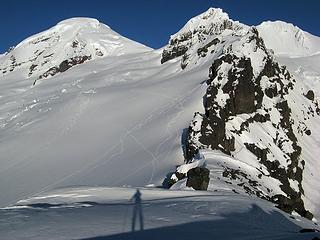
[163,8,319,220]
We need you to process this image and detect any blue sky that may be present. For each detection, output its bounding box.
[1,0,319,53]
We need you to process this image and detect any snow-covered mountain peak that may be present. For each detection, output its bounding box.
[48,17,113,38]
[173,8,229,36]
[170,7,244,41]
[259,20,298,32]
[14,17,114,51]
[0,17,151,83]
[202,7,228,19]
[56,17,105,28]
[161,8,249,68]
[1,7,320,228]
[257,20,320,57]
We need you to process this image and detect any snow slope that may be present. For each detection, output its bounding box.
[0,35,209,207]
[0,186,319,240]
[257,21,320,57]
[0,8,320,234]
[0,17,150,81]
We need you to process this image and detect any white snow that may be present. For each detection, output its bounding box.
[257,21,320,57]
[174,150,284,197]
[0,35,209,208]
[0,186,319,240]
[0,17,151,80]
[176,158,205,174]
[170,8,230,39]
[1,8,320,240]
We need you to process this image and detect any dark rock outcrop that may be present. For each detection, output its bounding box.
[186,167,210,190]
[197,38,220,57]
[185,25,314,219]
[160,8,244,67]
[305,90,315,101]
[206,55,257,116]
[37,55,91,81]
[166,170,187,189]
[161,45,188,64]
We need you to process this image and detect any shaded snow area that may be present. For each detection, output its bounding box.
[1,7,320,240]
[1,187,319,240]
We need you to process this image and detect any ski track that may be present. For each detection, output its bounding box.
[0,75,89,174]
[0,92,91,176]
[78,83,203,187]
[16,85,183,200]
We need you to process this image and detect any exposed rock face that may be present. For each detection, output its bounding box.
[186,112,235,160]
[166,164,210,191]
[186,167,210,190]
[160,8,246,69]
[178,12,317,219]
[37,55,91,82]
[305,90,315,101]
[161,45,188,64]
[165,170,187,189]
[206,55,257,116]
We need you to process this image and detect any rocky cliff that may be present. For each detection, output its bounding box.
[163,8,320,220]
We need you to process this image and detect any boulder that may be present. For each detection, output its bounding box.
[305,90,315,101]
[186,167,210,190]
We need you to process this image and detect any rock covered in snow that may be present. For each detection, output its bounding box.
[0,7,320,223]
[160,8,248,68]
[0,17,151,83]
[167,8,320,220]
[186,167,210,190]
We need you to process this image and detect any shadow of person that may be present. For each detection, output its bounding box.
[130,189,144,232]
[80,203,318,240]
